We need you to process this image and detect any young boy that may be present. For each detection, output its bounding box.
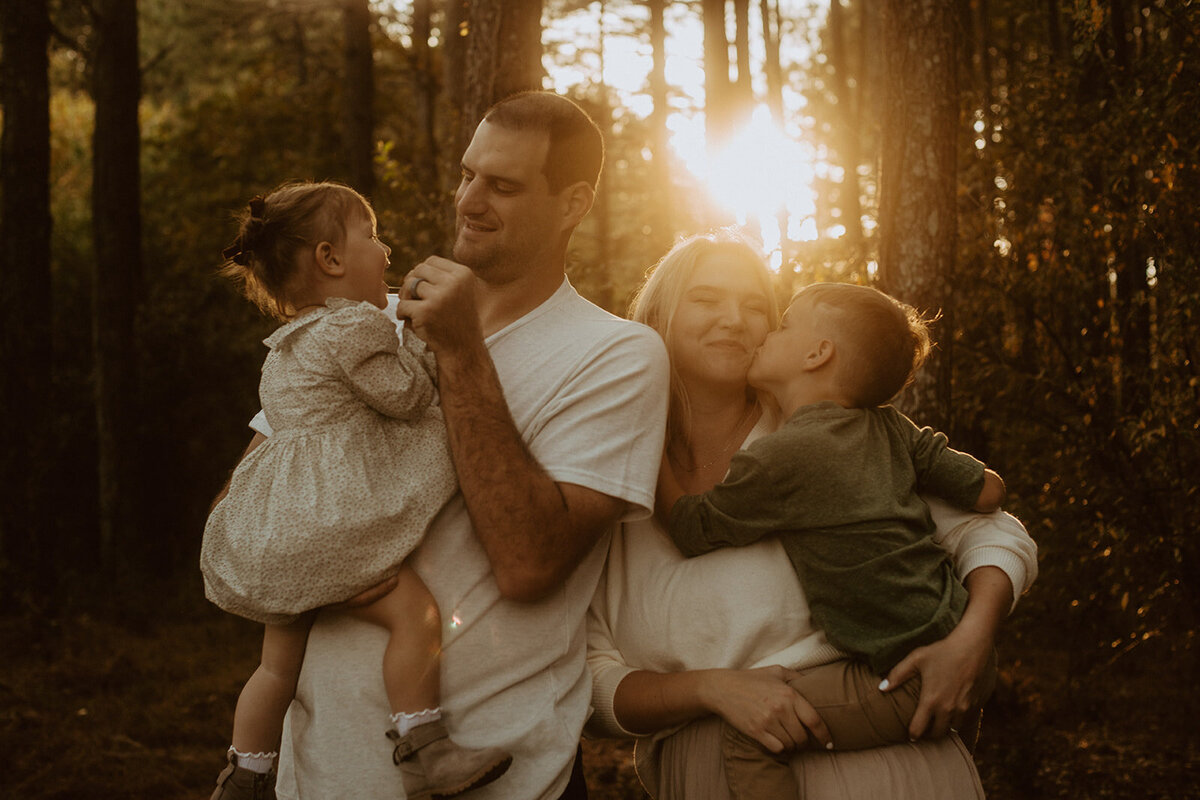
[660,282,1006,800]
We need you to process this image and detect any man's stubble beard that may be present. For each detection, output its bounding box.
[453,228,505,276]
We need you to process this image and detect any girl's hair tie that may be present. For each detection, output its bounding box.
[222,196,269,265]
[221,238,249,265]
[248,196,266,221]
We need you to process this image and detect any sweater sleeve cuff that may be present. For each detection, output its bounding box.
[956,545,1032,614]
[585,663,640,740]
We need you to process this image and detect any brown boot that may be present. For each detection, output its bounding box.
[210,750,276,800]
[386,721,512,799]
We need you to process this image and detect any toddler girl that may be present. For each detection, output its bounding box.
[201,181,511,800]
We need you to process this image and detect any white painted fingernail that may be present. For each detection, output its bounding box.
[825,742,834,750]
[878,679,889,691]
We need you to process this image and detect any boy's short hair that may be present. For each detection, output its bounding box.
[796,283,933,407]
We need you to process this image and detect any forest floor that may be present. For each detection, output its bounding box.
[1,601,1197,800]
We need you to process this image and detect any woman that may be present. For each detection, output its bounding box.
[586,229,1037,798]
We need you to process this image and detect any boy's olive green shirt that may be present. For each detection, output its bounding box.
[669,401,986,675]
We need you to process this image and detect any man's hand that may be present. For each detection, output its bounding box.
[395,256,484,356]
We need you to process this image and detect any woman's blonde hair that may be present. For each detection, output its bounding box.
[629,228,780,448]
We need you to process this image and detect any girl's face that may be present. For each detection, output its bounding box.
[339,213,392,308]
[667,254,772,391]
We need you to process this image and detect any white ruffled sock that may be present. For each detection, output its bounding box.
[390,707,442,737]
[229,746,277,774]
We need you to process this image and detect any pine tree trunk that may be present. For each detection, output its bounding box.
[760,0,784,121]
[342,0,375,196]
[459,0,545,150]
[878,0,958,428]
[91,0,144,587]
[411,0,439,191]
[702,0,733,151]
[0,0,54,598]
[647,0,674,254]
[732,0,753,119]
[828,0,865,265]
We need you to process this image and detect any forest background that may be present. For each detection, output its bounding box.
[1,0,1197,797]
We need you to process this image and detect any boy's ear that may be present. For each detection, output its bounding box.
[803,339,835,370]
[313,241,344,277]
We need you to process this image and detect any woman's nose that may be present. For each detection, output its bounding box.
[716,300,746,329]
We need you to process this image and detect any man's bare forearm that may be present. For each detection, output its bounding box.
[436,343,618,601]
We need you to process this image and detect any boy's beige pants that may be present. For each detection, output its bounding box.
[722,654,998,800]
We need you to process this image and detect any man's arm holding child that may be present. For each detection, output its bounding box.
[398,261,650,602]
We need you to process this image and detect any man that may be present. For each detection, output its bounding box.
[250,92,668,799]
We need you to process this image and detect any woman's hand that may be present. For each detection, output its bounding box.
[880,621,992,739]
[701,666,832,754]
[881,565,1011,739]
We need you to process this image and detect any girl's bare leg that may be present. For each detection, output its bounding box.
[348,564,513,796]
[347,562,441,714]
[230,616,312,754]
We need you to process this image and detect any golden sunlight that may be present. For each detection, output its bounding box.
[541,2,829,268]
[670,106,820,268]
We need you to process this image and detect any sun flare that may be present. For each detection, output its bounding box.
[541,1,828,267]
[671,106,820,267]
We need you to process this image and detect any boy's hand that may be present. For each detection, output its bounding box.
[973,468,1007,513]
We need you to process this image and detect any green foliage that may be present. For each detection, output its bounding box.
[22,0,1200,669]
[947,1,1200,664]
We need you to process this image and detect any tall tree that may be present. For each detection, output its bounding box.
[877,0,959,428]
[701,0,734,150]
[760,0,784,121]
[0,0,54,598]
[731,0,753,118]
[827,0,865,265]
[647,0,674,255]
[592,1,615,311]
[342,0,376,196]
[410,0,439,191]
[91,0,144,585]
[456,0,546,156]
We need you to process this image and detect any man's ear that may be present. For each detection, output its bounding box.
[803,339,835,371]
[313,241,344,277]
[560,182,595,231]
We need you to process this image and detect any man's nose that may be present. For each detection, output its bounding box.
[456,179,486,215]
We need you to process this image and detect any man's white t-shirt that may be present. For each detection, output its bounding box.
[262,279,669,799]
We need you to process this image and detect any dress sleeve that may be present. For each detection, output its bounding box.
[927,496,1038,612]
[324,303,435,421]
